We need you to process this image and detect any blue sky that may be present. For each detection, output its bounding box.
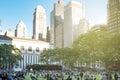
[0,0,107,37]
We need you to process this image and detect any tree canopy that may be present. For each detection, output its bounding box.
[39,31,120,70]
[0,44,23,69]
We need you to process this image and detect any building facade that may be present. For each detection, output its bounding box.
[54,0,64,48]
[33,5,47,41]
[0,35,49,69]
[64,1,85,47]
[15,20,27,38]
[107,0,120,33]
[0,5,50,69]
[74,18,89,39]
[5,29,14,37]
[50,11,55,47]
[46,27,50,42]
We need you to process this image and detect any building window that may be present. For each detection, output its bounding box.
[28,46,32,51]
[36,47,39,52]
[20,46,24,51]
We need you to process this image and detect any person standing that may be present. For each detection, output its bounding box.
[77,77,80,80]
[66,75,72,80]
[108,72,112,80]
[80,72,83,80]
[114,72,118,80]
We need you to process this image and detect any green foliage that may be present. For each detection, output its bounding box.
[73,31,120,70]
[39,31,120,70]
[0,44,23,69]
[39,47,76,68]
[103,33,120,70]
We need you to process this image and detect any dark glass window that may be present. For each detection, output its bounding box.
[28,46,32,51]
[21,46,24,51]
[36,47,39,52]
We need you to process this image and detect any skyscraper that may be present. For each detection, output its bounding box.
[74,18,89,39]
[64,1,85,47]
[50,11,54,46]
[33,5,47,41]
[15,20,27,38]
[50,0,64,48]
[46,26,50,42]
[107,0,120,33]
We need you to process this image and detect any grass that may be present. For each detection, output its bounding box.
[25,74,45,80]
[24,74,106,80]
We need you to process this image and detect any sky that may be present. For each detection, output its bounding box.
[0,0,107,37]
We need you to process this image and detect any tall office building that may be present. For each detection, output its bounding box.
[50,11,54,47]
[64,1,85,47]
[15,20,27,38]
[74,18,89,39]
[46,26,50,42]
[33,5,47,41]
[53,0,64,48]
[107,0,120,33]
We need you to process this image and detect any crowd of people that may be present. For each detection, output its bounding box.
[0,69,120,80]
[0,70,25,80]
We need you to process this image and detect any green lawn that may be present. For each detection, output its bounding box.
[24,74,105,80]
[25,74,45,80]
[24,74,78,80]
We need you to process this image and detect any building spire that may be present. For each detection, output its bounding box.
[58,0,64,4]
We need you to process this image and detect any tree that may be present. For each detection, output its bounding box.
[72,31,111,69]
[40,48,66,65]
[0,44,22,69]
[39,47,76,69]
[103,33,120,70]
